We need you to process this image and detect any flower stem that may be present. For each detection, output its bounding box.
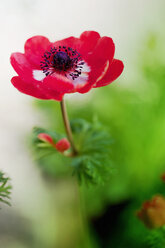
[78,184,92,248]
[60,98,77,156]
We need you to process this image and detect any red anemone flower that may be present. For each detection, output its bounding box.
[10,31,124,101]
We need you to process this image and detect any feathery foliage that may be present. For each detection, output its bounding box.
[146,228,165,248]
[71,119,113,184]
[0,171,11,206]
[31,119,113,184]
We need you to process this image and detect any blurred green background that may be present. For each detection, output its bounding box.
[1,0,165,247]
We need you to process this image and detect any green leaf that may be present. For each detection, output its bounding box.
[71,119,114,185]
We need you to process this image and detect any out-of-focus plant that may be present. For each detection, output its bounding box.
[137,195,165,229]
[0,171,11,206]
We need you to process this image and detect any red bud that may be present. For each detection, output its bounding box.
[55,138,70,152]
[38,133,55,147]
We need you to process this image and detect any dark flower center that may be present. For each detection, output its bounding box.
[40,46,85,80]
[53,51,72,71]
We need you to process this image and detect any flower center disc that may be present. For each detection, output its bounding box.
[53,51,72,71]
[40,46,85,79]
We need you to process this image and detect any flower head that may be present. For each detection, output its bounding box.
[10,31,124,101]
[137,195,165,229]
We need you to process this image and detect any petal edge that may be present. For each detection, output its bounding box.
[94,59,124,88]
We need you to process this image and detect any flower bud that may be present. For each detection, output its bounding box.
[55,138,70,152]
[38,133,55,147]
[137,195,165,229]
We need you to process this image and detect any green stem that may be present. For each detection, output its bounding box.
[60,98,77,156]
[78,184,92,248]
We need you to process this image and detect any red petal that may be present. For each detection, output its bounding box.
[77,83,93,94]
[53,31,100,56]
[46,89,64,101]
[77,60,109,94]
[87,36,115,67]
[11,76,65,101]
[94,59,124,88]
[43,74,74,93]
[53,36,82,51]
[24,36,52,67]
[76,60,108,93]
[80,31,100,42]
[11,76,50,99]
[10,53,36,83]
[79,31,100,53]
[80,37,115,86]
